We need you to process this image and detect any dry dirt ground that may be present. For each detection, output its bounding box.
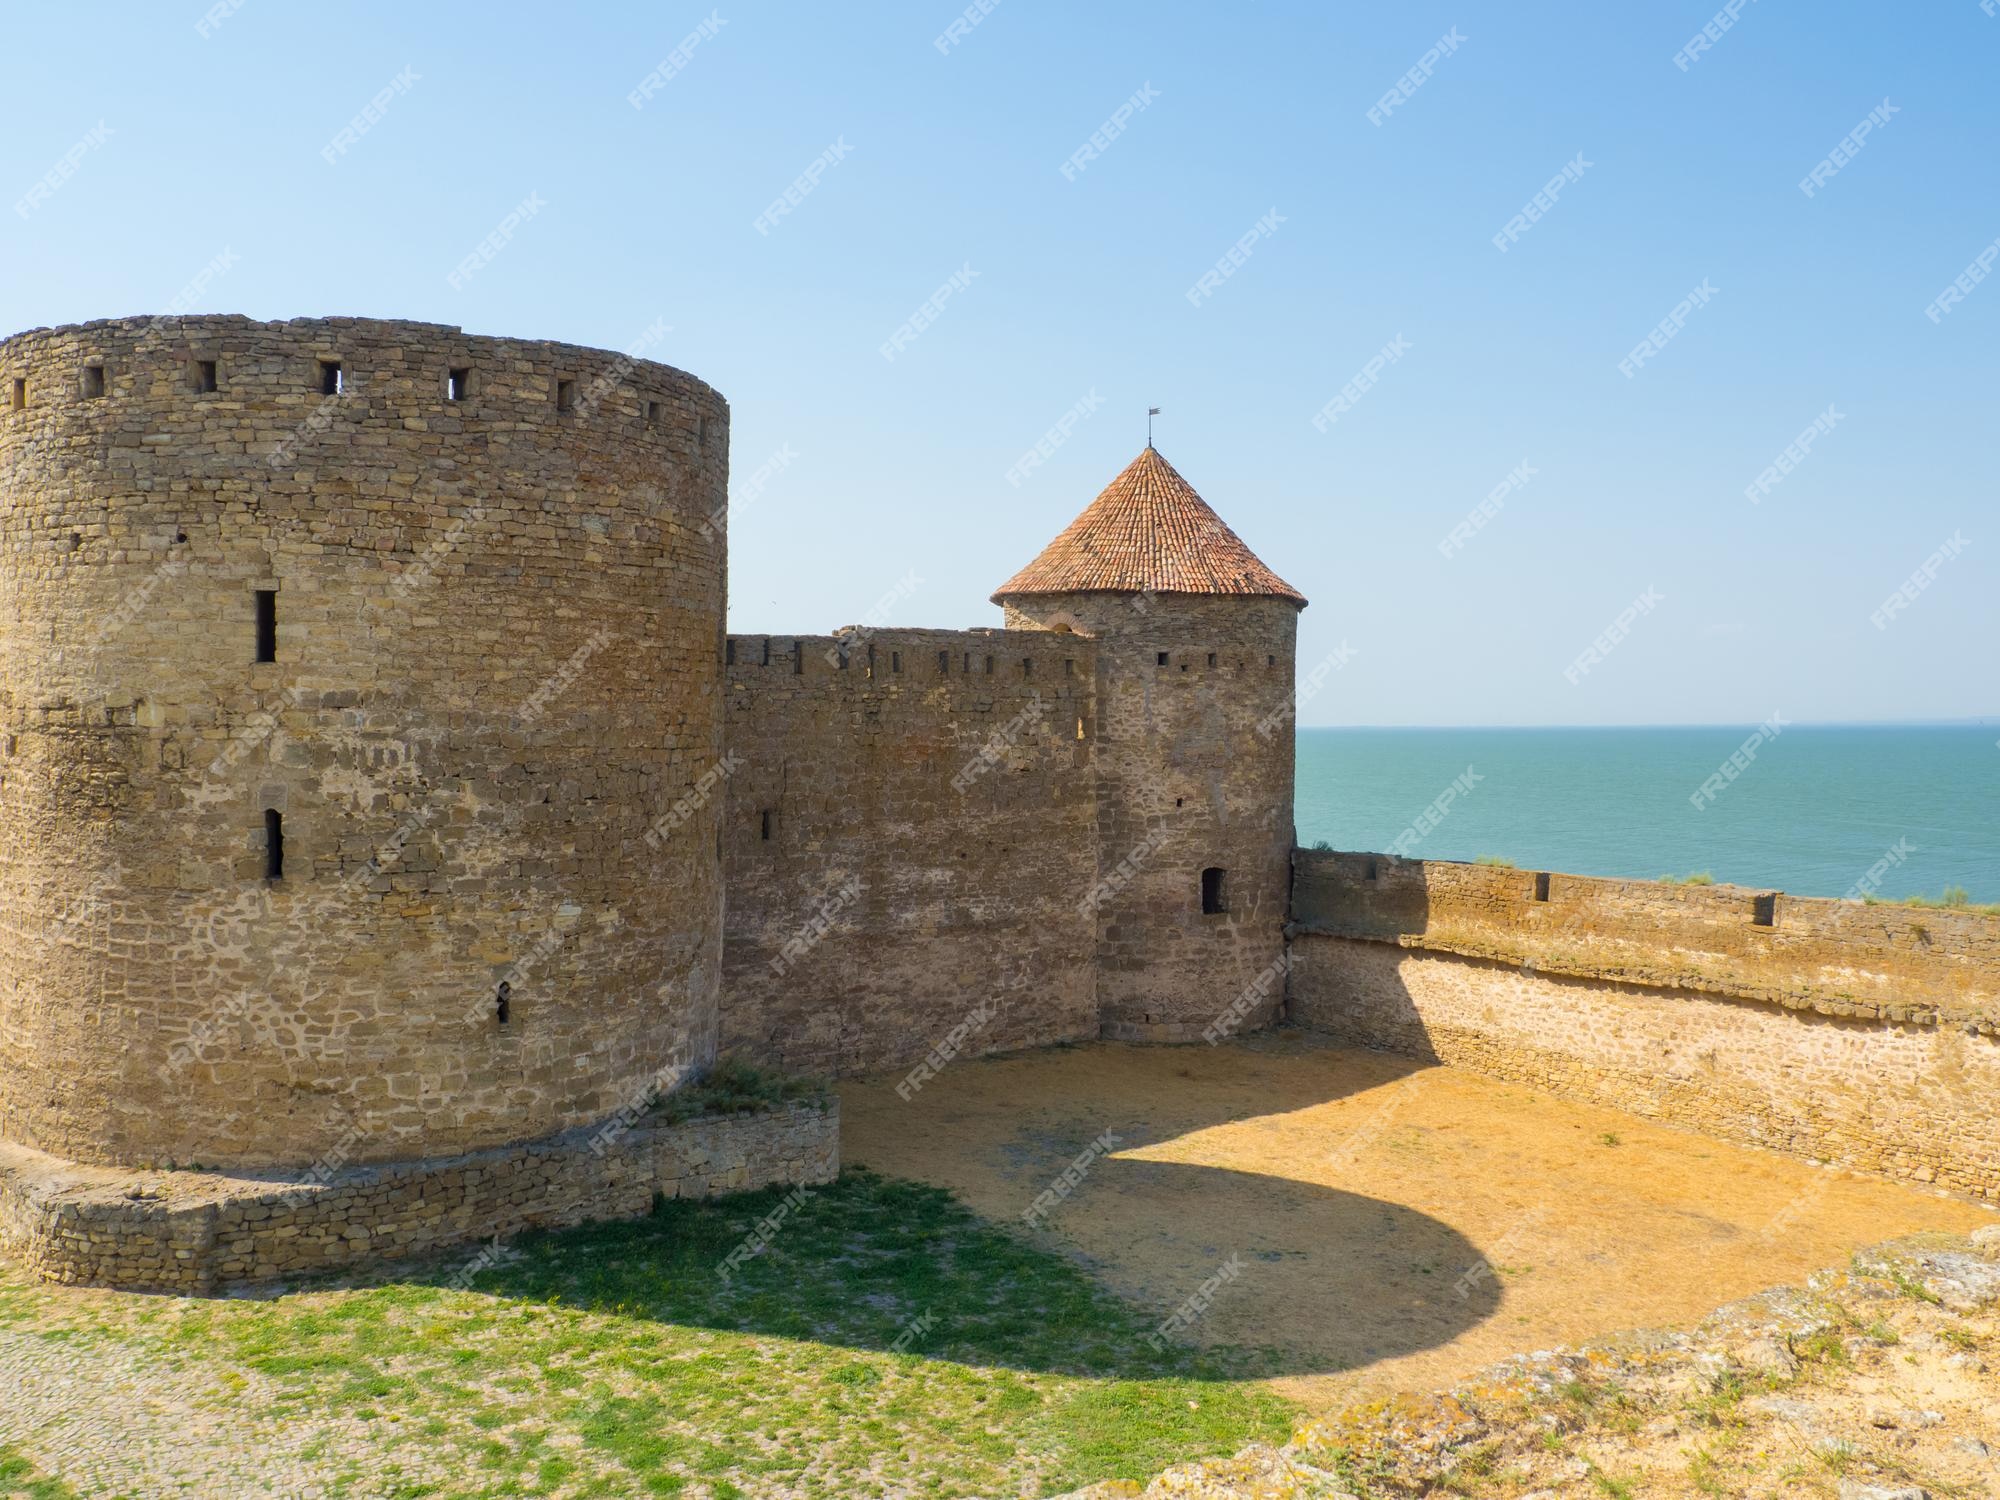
[841,1030,1994,1414]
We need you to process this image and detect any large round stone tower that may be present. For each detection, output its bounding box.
[0,315,728,1170]
[994,446,1305,1042]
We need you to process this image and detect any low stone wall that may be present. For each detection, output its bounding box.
[1293,850,1998,1030]
[1289,852,2000,1200]
[0,1100,837,1293]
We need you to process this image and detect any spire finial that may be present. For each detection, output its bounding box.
[1147,406,1160,448]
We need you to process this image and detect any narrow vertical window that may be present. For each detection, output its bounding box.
[646,400,662,428]
[495,981,511,1026]
[938,650,950,674]
[447,367,469,401]
[556,379,576,412]
[1201,867,1227,915]
[1064,658,1074,676]
[319,360,342,396]
[1752,893,1777,928]
[1022,657,1032,677]
[725,637,737,665]
[254,590,277,663]
[1533,871,1551,902]
[81,365,105,399]
[1206,652,1217,668]
[264,809,284,880]
[9,378,23,410]
[194,359,218,393]
[983,655,994,676]
[794,641,804,675]
[760,810,774,841]
[891,651,901,673]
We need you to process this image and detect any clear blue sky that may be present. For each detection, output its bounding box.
[6,2,1994,726]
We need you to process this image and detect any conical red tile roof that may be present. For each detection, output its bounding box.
[992,447,1305,606]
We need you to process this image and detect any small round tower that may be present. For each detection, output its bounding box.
[994,447,1305,1041]
[0,315,728,1170]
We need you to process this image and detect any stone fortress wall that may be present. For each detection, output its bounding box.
[2,311,1995,1292]
[718,628,1101,1075]
[1288,850,2000,1199]
[0,316,730,1172]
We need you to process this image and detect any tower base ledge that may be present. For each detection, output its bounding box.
[0,1102,838,1295]
[1099,997,1283,1046]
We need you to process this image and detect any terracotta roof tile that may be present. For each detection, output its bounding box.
[992,447,1306,606]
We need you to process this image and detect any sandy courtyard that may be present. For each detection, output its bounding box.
[841,1030,1993,1409]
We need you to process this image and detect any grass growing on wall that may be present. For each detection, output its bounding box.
[650,1056,830,1124]
[1864,886,2000,917]
[0,1170,1294,1498]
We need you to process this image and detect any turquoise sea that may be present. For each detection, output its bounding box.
[1294,725,2000,904]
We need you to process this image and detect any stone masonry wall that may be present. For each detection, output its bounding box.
[1290,851,2000,1198]
[0,316,729,1171]
[719,630,1099,1075]
[0,1098,837,1293]
[999,594,1300,1042]
[1293,850,1998,1028]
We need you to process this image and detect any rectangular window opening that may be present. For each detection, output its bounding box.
[1206,652,1217,668]
[1022,657,1032,677]
[646,400,662,428]
[1064,658,1074,677]
[1201,867,1228,915]
[1752,893,1777,928]
[495,982,510,1026]
[794,640,804,675]
[761,638,771,667]
[725,637,736,665]
[82,365,105,399]
[891,651,901,673]
[447,367,470,401]
[319,360,342,396]
[9,378,24,410]
[983,655,994,676]
[760,810,774,842]
[963,652,972,674]
[1157,651,1170,667]
[1533,871,1551,902]
[263,809,284,880]
[254,589,277,663]
[556,379,576,412]
[194,359,218,394]
[1365,859,1379,881]
[1268,654,1277,667]
[938,650,950,674]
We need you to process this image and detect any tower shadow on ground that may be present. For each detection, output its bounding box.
[404,1153,1498,1382]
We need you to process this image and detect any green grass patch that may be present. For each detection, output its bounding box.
[650,1057,829,1125]
[0,1446,78,1500]
[1658,871,1715,886]
[0,1169,1293,1498]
